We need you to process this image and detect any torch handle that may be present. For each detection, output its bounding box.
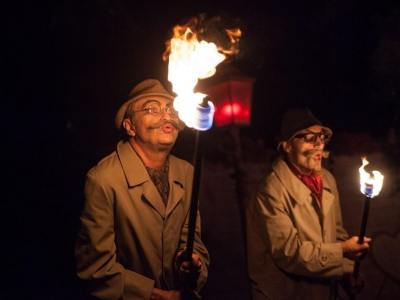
[357,196,371,244]
[185,130,202,261]
[353,196,371,280]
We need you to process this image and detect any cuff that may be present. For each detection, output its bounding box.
[319,242,343,268]
[124,269,155,300]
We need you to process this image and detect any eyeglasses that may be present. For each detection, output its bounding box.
[133,103,178,116]
[293,131,331,144]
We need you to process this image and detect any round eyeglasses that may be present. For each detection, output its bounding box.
[293,131,331,144]
[133,103,178,116]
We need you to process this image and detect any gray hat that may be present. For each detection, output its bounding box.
[277,108,332,149]
[115,79,174,129]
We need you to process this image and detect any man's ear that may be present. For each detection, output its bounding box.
[282,141,291,154]
[122,119,136,137]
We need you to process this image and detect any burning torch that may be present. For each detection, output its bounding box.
[163,18,241,290]
[353,157,384,279]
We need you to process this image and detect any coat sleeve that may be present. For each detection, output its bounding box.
[75,170,155,300]
[324,170,350,242]
[255,178,351,279]
[323,170,354,274]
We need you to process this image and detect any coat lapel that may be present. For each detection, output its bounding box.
[165,156,186,217]
[142,181,166,218]
[273,159,336,235]
[116,141,166,218]
[272,159,311,206]
[321,182,335,220]
[166,181,184,217]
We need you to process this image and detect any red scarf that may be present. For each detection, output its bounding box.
[286,160,323,206]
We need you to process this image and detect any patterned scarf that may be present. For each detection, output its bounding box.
[145,160,170,206]
[286,159,323,207]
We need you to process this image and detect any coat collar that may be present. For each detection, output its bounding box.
[272,158,311,206]
[117,140,149,187]
[272,158,335,217]
[116,140,185,217]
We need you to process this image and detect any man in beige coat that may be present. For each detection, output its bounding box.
[75,79,209,300]
[246,109,370,300]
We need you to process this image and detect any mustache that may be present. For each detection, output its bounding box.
[303,149,330,158]
[148,119,181,130]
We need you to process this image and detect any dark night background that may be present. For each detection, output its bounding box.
[6,0,400,299]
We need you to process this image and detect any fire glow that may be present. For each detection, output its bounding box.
[164,21,241,130]
[359,157,384,198]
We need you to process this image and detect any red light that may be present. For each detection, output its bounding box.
[215,100,250,126]
[221,101,242,116]
[201,76,254,127]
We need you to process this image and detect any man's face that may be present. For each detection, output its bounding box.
[283,125,330,173]
[128,96,180,151]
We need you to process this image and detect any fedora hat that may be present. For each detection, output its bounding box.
[277,108,332,149]
[115,79,174,129]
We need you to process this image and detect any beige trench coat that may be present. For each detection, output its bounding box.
[246,158,353,300]
[75,141,209,300]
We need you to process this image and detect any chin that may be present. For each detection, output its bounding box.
[160,137,176,145]
[303,160,322,172]
[313,163,323,172]
[158,140,176,150]
[160,133,177,142]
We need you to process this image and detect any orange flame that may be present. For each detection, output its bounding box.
[359,157,384,198]
[163,17,241,129]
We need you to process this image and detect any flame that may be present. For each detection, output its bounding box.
[164,21,241,129]
[359,157,384,198]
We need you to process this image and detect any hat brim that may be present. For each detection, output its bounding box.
[115,92,175,129]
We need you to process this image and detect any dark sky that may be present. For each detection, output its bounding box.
[5,0,400,298]
[6,1,400,144]
[5,0,397,162]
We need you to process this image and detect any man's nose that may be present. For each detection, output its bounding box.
[161,110,173,120]
[314,137,324,147]
[162,108,178,119]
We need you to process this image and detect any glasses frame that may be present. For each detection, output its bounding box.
[133,102,178,116]
[292,131,331,145]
